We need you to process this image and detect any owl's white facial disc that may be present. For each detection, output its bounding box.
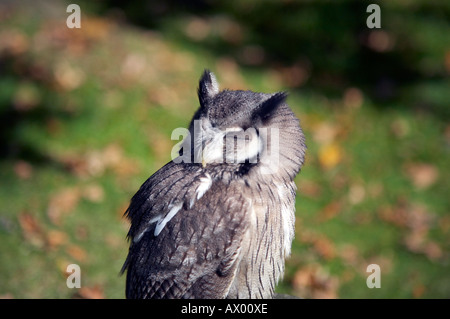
[194,118,262,166]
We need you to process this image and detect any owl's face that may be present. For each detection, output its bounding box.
[181,70,286,168]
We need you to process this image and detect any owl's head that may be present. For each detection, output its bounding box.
[179,70,305,177]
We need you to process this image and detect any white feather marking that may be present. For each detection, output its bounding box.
[276,184,294,256]
[154,203,183,236]
[133,215,162,243]
[196,173,212,200]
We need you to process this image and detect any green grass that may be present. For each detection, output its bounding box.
[0,1,448,299]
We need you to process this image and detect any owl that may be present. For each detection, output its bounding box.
[122,70,306,298]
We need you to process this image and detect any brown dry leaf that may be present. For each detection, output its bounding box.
[66,245,88,263]
[75,286,105,299]
[18,212,47,248]
[14,160,33,180]
[297,179,322,199]
[13,82,41,111]
[338,244,361,267]
[292,264,339,299]
[97,144,139,177]
[343,87,364,109]
[348,184,366,205]
[424,241,443,261]
[317,201,341,222]
[47,187,81,225]
[64,144,139,178]
[297,229,336,260]
[406,203,435,231]
[0,29,29,56]
[367,255,394,275]
[185,16,211,42]
[276,62,310,87]
[412,284,426,298]
[312,122,339,145]
[404,228,428,254]
[54,61,85,91]
[47,230,68,250]
[82,17,113,42]
[82,184,104,203]
[56,259,74,277]
[59,154,90,178]
[367,30,395,53]
[121,53,147,82]
[378,200,433,231]
[318,143,342,170]
[313,236,337,260]
[404,163,439,190]
[378,205,408,228]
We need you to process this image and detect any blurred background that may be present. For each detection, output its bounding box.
[0,0,448,298]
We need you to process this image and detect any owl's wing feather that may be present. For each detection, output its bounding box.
[123,161,250,299]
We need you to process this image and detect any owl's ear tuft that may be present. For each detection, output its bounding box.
[198,69,219,107]
[252,91,287,123]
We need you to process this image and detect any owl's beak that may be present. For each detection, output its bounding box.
[202,156,207,168]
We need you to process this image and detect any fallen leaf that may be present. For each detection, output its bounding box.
[14,160,33,180]
[292,264,339,299]
[297,179,322,199]
[121,53,147,81]
[0,29,29,56]
[404,163,438,190]
[412,284,426,298]
[423,241,443,261]
[348,184,366,205]
[47,187,81,225]
[84,144,139,177]
[366,30,395,53]
[312,122,339,144]
[378,205,408,228]
[366,255,394,275]
[343,87,364,109]
[313,236,336,260]
[82,184,104,203]
[318,143,342,170]
[317,201,341,222]
[338,244,361,267]
[47,230,68,250]
[66,245,88,262]
[56,259,74,277]
[54,61,85,91]
[184,16,211,42]
[18,212,46,248]
[13,82,41,111]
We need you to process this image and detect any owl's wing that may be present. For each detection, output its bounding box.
[122,161,250,299]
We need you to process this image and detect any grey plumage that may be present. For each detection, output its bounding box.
[122,70,306,299]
